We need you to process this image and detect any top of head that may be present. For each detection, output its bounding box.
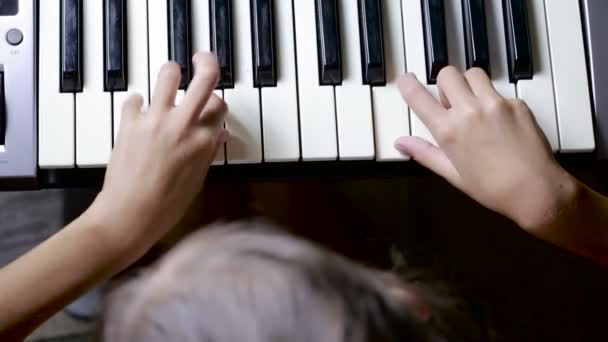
[101,219,479,342]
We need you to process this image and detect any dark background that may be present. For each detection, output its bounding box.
[1,160,606,341]
[152,161,608,342]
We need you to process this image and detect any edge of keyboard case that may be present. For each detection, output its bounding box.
[1,153,600,190]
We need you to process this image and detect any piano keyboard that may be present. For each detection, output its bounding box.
[0,0,607,188]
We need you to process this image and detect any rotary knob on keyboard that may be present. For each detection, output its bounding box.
[6,28,23,46]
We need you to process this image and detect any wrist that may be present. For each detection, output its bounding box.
[80,193,155,266]
[514,167,581,232]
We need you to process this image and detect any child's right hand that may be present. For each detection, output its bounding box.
[89,52,228,259]
[395,67,579,231]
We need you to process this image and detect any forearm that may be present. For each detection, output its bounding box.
[0,208,140,339]
[522,175,608,268]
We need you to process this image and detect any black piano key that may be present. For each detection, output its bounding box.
[462,0,490,74]
[250,0,276,87]
[315,0,342,86]
[0,68,5,146]
[502,0,532,82]
[60,0,83,93]
[103,0,128,92]
[210,0,234,89]
[421,0,448,84]
[357,0,385,86]
[168,0,193,89]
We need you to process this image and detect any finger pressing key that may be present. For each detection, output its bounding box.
[121,94,144,123]
[437,66,474,107]
[199,93,227,127]
[395,135,461,186]
[182,52,220,124]
[398,73,447,132]
[464,67,501,100]
[151,62,182,111]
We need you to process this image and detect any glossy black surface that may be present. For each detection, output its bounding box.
[583,0,608,160]
[503,0,533,82]
[168,0,193,89]
[421,0,448,84]
[315,0,342,85]
[462,0,490,74]
[104,0,128,91]
[0,0,18,16]
[60,0,83,93]
[0,68,5,146]
[358,0,385,85]
[250,0,276,87]
[210,0,234,88]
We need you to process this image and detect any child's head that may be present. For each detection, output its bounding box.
[101,219,482,342]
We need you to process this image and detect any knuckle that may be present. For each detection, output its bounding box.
[147,116,162,133]
[435,124,456,144]
[198,133,215,150]
[459,101,482,119]
[199,95,228,127]
[207,94,227,114]
[510,98,529,112]
[485,97,509,114]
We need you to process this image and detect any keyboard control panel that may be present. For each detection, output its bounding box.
[0,0,36,179]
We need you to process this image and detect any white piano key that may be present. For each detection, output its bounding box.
[485,0,516,99]
[224,0,262,164]
[373,0,410,161]
[76,0,112,167]
[148,0,169,100]
[38,0,75,168]
[211,90,226,165]
[402,0,437,146]
[113,0,149,142]
[260,0,299,162]
[335,0,374,160]
[192,1,226,165]
[192,1,225,165]
[516,0,559,151]
[545,0,595,152]
[293,0,337,161]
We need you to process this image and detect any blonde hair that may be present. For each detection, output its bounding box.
[100,219,480,342]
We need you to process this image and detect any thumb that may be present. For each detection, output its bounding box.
[395,136,461,186]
